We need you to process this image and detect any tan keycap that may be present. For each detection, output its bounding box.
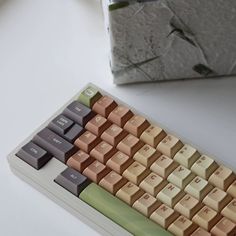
[150,155,178,179]
[99,171,127,194]
[90,141,116,163]
[191,155,218,180]
[157,135,183,158]
[82,160,110,183]
[66,150,94,172]
[221,199,236,223]
[116,182,144,205]
[209,166,235,191]
[101,124,128,146]
[133,144,161,168]
[108,105,133,127]
[92,95,117,118]
[157,183,185,208]
[122,161,150,185]
[140,172,167,196]
[123,115,150,137]
[185,176,213,200]
[174,194,203,219]
[168,216,198,236]
[174,145,200,169]
[150,204,179,229]
[192,206,222,231]
[211,217,236,236]
[133,193,161,217]
[168,165,195,189]
[191,228,211,236]
[117,134,144,157]
[203,187,232,212]
[74,131,101,153]
[140,125,166,147]
[227,180,236,198]
[106,151,133,174]
[85,114,111,136]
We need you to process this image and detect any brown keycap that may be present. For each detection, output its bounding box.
[99,171,127,194]
[67,150,94,172]
[90,141,116,163]
[117,134,144,157]
[92,96,118,118]
[82,160,110,183]
[101,124,128,146]
[211,217,236,236]
[85,115,111,136]
[191,228,211,236]
[106,151,133,174]
[221,199,236,223]
[123,115,150,137]
[108,105,133,127]
[74,131,101,153]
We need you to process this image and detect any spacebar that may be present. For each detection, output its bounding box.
[79,183,172,236]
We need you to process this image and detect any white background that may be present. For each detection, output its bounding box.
[0,1,236,235]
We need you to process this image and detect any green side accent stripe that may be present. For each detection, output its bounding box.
[109,2,129,11]
[80,184,173,236]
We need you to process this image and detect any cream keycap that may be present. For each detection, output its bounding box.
[167,165,195,189]
[209,165,236,191]
[174,194,203,219]
[174,145,200,169]
[150,204,179,229]
[133,144,161,168]
[191,228,211,236]
[227,180,236,198]
[168,216,198,236]
[140,125,166,147]
[133,193,161,217]
[185,176,213,200]
[157,135,183,158]
[157,183,185,208]
[203,187,232,212]
[211,217,236,236]
[191,155,218,180]
[139,172,167,196]
[150,155,178,179]
[221,199,236,223]
[192,206,222,231]
[122,161,150,185]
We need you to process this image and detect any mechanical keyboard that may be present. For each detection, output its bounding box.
[8,83,236,236]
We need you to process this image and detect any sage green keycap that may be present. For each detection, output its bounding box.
[80,183,173,236]
[78,86,102,108]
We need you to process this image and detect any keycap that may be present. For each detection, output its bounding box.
[168,216,198,236]
[221,199,236,223]
[133,144,161,168]
[33,128,77,163]
[192,206,222,231]
[157,135,183,158]
[150,204,179,229]
[174,145,200,169]
[140,125,167,148]
[191,155,218,179]
[210,217,236,236]
[227,180,236,198]
[64,124,85,143]
[209,165,235,191]
[78,85,102,108]
[92,95,118,118]
[185,176,213,200]
[63,101,95,126]
[133,193,161,217]
[108,105,133,127]
[191,228,211,236]
[16,141,51,169]
[124,115,150,137]
[80,183,172,236]
[55,167,91,196]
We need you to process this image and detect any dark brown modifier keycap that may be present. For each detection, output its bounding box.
[33,128,77,163]
[64,124,85,143]
[55,167,91,196]
[16,141,52,169]
[63,101,95,127]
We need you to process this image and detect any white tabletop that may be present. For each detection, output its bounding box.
[1,1,236,235]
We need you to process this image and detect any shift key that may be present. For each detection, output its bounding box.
[33,128,77,163]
